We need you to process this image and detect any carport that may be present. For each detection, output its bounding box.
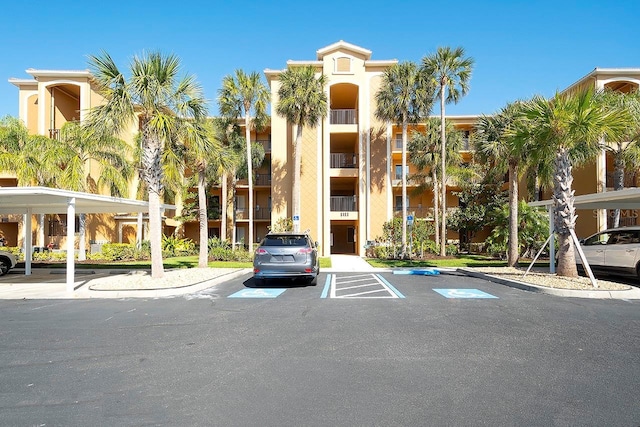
[0,187,174,293]
[529,187,640,276]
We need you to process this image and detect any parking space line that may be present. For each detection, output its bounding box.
[323,273,405,299]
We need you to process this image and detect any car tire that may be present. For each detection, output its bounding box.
[0,259,9,276]
[309,276,318,286]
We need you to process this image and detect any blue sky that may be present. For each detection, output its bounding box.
[1,0,639,118]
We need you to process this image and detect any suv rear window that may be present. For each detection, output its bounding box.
[263,235,309,246]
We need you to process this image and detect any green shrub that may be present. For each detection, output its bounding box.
[100,243,136,261]
[162,235,197,257]
[208,247,252,262]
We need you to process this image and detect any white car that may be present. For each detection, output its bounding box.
[0,250,17,276]
[577,226,640,279]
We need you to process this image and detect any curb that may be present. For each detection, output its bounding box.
[458,268,640,300]
[75,269,251,299]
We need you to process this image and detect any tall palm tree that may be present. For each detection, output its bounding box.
[182,120,224,267]
[475,102,528,266]
[595,89,640,227]
[408,117,461,251]
[275,65,328,232]
[422,46,474,256]
[218,70,269,250]
[513,88,629,278]
[86,51,207,278]
[375,62,434,257]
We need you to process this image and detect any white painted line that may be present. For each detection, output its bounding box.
[337,282,380,291]
[336,277,377,285]
[338,289,390,298]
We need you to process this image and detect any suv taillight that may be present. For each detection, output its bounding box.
[256,248,268,255]
[298,247,313,254]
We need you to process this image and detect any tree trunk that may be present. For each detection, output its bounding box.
[401,120,408,258]
[197,169,208,268]
[554,148,578,278]
[612,150,624,228]
[245,114,254,251]
[507,161,519,266]
[292,124,303,232]
[142,132,164,279]
[432,169,440,250]
[439,85,447,257]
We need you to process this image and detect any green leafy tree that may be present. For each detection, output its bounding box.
[485,201,548,259]
[275,65,328,233]
[422,46,474,256]
[512,88,630,278]
[475,102,531,266]
[375,62,434,257]
[86,51,207,278]
[218,70,269,249]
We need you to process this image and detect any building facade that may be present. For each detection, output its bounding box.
[4,42,640,255]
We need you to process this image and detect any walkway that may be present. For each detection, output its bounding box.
[328,255,376,272]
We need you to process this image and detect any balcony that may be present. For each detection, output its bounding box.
[330,196,357,211]
[254,139,271,152]
[255,173,271,186]
[49,129,60,140]
[235,206,272,220]
[606,171,638,188]
[330,109,357,125]
[330,153,357,169]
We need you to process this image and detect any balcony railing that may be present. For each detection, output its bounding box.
[330,196,357,211]
[49,129,60,140]
[393,206,458,219]
[255,173,271,186]
[330,109,357,125]
[254,139,271,152]
[235,207,272,220]
[330,153,357,168]
[606,172,638,188]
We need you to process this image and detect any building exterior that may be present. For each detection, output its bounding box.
[4,42,640,255]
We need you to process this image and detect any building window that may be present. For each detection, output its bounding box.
[335,56,351,73]
[395,133,402,150]
[395,165,409,180]
[48,215,80,236]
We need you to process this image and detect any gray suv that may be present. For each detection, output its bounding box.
[253,232,320,286]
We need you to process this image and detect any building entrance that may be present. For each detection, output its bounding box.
[330,224,356,254]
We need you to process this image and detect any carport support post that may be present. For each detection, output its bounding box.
[136,212,143,249]
[66,198,76,293]
[24,209,33,275]
[548,205,555,274]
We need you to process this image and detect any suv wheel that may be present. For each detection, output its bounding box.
[0,259,9,276]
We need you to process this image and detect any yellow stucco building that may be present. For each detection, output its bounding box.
[4,41,640,255]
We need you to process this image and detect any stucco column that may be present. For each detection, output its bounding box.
[66,198,76,293]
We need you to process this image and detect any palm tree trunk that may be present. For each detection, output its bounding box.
[142,134,164,279]
[197,169,208,268]
[554,148,578,278]
[612,151,624,228]
[292,124,303,232]
[432,169,440,250]
[439,85,447,257]
[507,161,519,266]
[401,120,408,258]
[245,114,254,251]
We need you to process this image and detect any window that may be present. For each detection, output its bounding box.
[48,215,80,236]
[335,56,351,73]
[395,133,402,150]
[395,195,408,211]
[347,227,355,243]
[395,165,409,180]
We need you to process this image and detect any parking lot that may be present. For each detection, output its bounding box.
[1,269,639,425]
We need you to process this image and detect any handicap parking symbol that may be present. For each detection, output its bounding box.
[433,288,498,299]
[228,288,287,298]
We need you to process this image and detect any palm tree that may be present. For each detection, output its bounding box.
[513,88,630,278]
[595,89,640,227]
[86,51,207,278]
[275,65,328,232]
[475,102,528,266]
[182,120,224,267]
[375,62,434,257]
[218,70,269,250]
[408,117,461,251]
[422,46,474,256]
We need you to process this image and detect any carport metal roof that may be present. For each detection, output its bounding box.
[529,187,640,210]
[0,187,175,293]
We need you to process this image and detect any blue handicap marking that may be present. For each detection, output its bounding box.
[433,288,498,299]
[393,268,439,276]
[228,288,287,298]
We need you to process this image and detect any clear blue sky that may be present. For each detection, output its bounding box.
[2,0,639,119]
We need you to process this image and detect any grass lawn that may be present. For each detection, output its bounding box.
[367,255,549,269]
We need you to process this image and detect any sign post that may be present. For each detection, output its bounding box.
[293,215,300,232]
